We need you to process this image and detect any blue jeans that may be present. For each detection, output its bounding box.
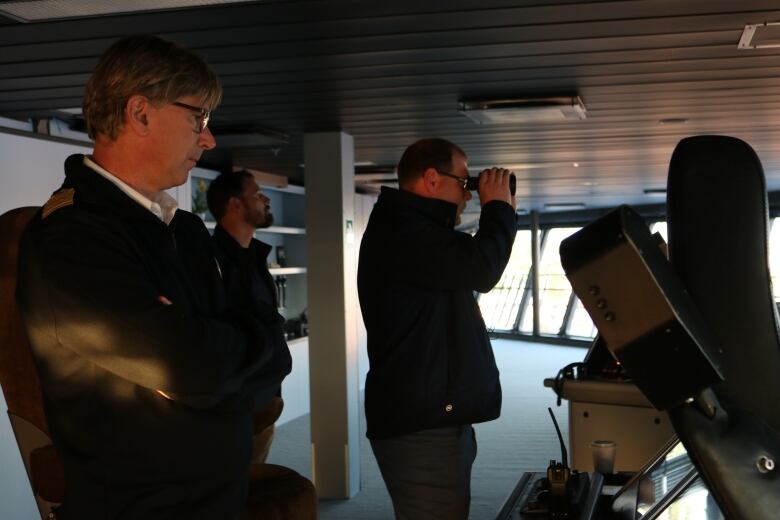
[370,425,477,520]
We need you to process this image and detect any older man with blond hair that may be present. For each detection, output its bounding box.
[16,35,289,520]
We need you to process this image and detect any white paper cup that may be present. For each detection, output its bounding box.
[591,439,616,474]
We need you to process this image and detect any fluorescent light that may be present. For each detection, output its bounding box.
[459,95,586,124]
[545,202,586,210]
[658,118,688,125]
[0,0,258,22]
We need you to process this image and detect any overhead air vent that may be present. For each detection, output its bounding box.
[738,22,780,49]
[0,0,257,22]
[459,96,586,124]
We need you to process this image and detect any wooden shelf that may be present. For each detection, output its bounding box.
[269,267,307,275]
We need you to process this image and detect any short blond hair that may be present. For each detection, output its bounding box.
[83,34,222,140]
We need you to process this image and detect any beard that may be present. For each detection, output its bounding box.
[256,211,274,229]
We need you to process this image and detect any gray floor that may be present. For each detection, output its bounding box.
[266,339,584,520]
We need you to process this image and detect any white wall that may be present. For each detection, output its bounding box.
[277,339,310,426]
[0,130,91,215]
[354,193,377,391]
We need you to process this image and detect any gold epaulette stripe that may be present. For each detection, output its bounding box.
[42,188,75,219]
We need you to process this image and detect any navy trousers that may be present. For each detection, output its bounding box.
[370,425,477,520]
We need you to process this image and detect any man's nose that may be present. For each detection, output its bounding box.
[199,127,217,150]
[464,188,472,201]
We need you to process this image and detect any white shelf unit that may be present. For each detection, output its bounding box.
[255,184,307,324]
[265,225,305,235]
[260,185,309,426]
[269,267,307,275]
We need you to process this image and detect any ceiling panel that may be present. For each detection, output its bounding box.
[2,0,780,211]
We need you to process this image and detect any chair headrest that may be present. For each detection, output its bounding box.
[667,136,780,426]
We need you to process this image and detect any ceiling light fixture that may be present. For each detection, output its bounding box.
[459,95,586,124]
[658,118,689,125]
[0,0,257,22]
[644,188,667,195]
[738,22,780,49]
[545,202,586,210]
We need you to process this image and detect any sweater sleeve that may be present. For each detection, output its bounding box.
[380,200,517,293]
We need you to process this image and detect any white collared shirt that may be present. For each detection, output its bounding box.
[83,156,179,225]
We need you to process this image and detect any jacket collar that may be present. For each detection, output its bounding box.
[377,186,458,229]
[213,223,272,262]
[63,154,165,223]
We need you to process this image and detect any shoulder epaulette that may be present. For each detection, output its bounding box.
[42,188,75,219]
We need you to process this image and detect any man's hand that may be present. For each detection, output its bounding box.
[478,167,517,211]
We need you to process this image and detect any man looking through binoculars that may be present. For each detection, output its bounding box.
[357,137,517,519]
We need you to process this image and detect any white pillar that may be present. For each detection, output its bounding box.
[304,132,360,498]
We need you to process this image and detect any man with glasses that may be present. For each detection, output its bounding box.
[358,138,517,519]
[16,35,285,519]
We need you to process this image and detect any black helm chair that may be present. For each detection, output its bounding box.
[664,135,780,518]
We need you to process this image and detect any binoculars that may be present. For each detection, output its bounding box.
[465,172,516,196]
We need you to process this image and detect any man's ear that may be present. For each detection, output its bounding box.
[228,196,244,214]
[420,167,439,195]
[125,95,151,136]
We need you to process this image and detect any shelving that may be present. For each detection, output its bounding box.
[264,226,305,235]
[256,184,307,323]
[204,221,305,235]
[269,267,307,275]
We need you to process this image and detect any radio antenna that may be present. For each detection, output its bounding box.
[548,407,568,468]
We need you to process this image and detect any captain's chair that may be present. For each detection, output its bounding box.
[0,207,62,518]
[664,135,780,517]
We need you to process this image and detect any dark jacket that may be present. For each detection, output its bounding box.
[212,225,291,408]
[357,186,516,439]
[16,155,283,520]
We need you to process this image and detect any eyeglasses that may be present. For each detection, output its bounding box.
[436,169,470,190]
[171,101,211,134]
